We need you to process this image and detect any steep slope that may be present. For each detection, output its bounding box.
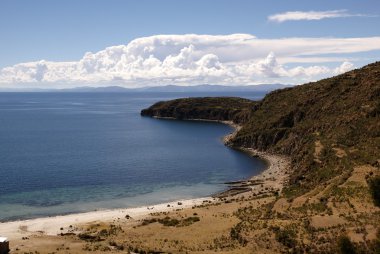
[233,62,380,196]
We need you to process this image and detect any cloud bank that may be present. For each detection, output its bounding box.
[268,10,374,23]
[1,34,379,88]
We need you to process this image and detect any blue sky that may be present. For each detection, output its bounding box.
[0,0,379,87]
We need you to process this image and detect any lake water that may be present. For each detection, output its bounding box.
[0,91,266,221]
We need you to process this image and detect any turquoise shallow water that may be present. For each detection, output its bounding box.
[0,91,266,221]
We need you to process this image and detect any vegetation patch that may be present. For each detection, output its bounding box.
[141,216,200,227]
[271,225,298,249]
[338,236,356,254]
[368,176,380,207]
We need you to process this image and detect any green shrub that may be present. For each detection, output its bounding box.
[230,223,247,246]
[158,216,180,227]
[368,176,380,207]
[274,227,297,249]
[338,236,356,254]
[141,216,200,227]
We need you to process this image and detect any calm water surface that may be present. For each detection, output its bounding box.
[0,92,266,221]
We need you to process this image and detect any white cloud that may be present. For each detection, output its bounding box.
[0,34,376,88]
[268,10,374,23]
[333,61,355,74]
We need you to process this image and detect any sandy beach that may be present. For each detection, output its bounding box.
[0,198,210,241]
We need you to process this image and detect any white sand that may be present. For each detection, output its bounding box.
[0,197,209,240]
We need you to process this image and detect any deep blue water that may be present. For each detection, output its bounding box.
[0,92,266,221]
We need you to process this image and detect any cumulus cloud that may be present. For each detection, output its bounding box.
[0,34,377,88]
[333,61,355,74]
[268,9,375,23]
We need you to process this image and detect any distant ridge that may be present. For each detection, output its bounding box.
[0,84,291,93]
[135,84,290,92]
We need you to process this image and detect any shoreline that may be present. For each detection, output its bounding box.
[0,197,210,240]
[218,120,289,198]
[0,118,289,242]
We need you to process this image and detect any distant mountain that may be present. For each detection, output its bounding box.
[58,86,132,93]
[136,84,290,92]
[60,84,291,93]
[0,84,291,93]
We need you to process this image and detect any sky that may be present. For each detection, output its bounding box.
[0,0,379,88]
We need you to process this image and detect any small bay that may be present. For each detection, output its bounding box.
[0,91,266,221]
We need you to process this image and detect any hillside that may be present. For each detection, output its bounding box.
[141,62,380,252]
[232,62,380,197]
[142,62,380,195]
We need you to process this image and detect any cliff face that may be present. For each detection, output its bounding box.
[141,62,380,196]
